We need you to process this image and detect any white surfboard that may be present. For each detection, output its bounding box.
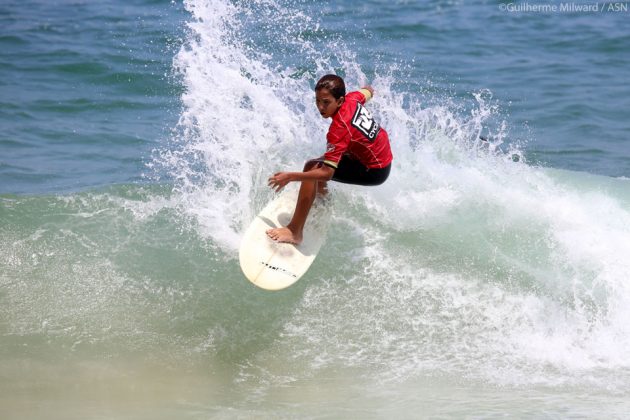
[239,190,332,290]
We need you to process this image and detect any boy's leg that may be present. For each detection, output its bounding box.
[305,159,329,196]
[266,159,325,244]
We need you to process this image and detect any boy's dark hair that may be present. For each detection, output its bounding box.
[315,74,346,100]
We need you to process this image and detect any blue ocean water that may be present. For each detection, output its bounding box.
[2,0,630,418]
[0,0,184,194]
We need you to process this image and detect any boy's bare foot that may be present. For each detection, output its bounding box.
[266,227,302,245]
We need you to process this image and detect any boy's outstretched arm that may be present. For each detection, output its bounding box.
[268,165,334,192]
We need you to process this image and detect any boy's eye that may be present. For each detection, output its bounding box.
[316,99,332,107]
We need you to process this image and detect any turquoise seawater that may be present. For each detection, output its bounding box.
[2,0,630,418]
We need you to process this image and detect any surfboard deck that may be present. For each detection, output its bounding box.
[239,190,332,290]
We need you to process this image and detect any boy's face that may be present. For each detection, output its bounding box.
[315,88,344,119]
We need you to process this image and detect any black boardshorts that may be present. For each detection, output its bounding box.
[311,155,391,186]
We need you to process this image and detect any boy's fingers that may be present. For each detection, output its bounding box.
[268,173,288,191]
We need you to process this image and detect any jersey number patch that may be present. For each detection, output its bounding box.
[352,103,380,141]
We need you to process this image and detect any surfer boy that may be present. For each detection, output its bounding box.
[266,74,393,244]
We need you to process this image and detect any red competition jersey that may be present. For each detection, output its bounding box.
[323,90,393,170]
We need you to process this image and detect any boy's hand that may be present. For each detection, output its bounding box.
[268,172,292,192]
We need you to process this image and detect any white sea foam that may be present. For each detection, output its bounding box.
[162,0,630,391]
